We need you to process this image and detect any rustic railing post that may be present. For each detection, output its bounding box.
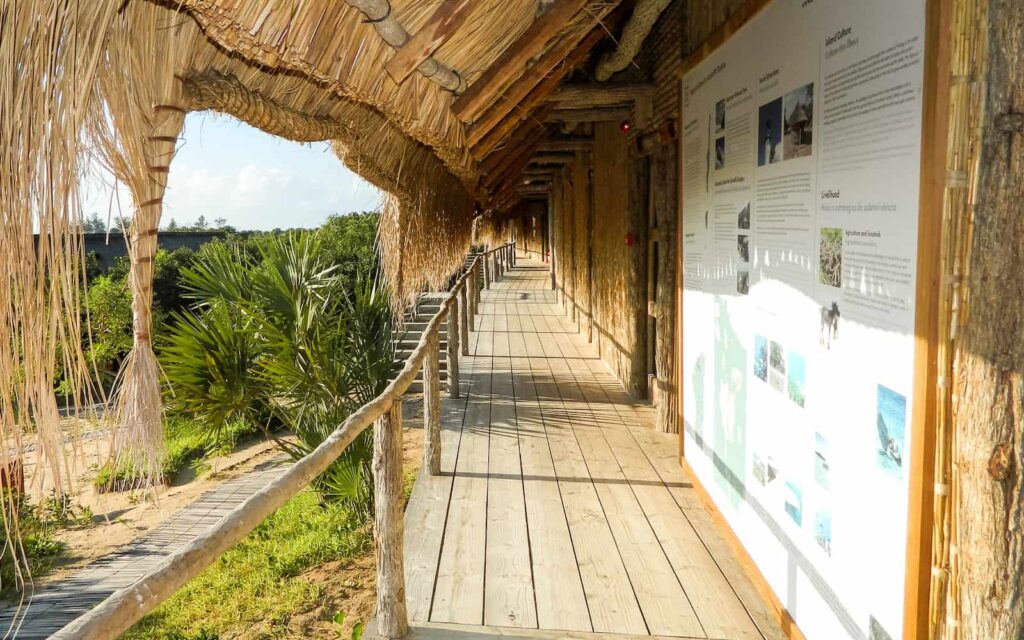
[483,252,491,289]
[459,284,470,356]
[373,399,408,639]
[423,334,441,476]
[446,302,460,398]
[474,257,482,305]
[467,267,477,331]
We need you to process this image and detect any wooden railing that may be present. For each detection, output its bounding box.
[53,242,516,640]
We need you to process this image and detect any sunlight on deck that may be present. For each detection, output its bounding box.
[398,258,785,640]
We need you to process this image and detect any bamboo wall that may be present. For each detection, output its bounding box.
[591,122,645,394]
[571,155,593,339]
[543,0,751,411]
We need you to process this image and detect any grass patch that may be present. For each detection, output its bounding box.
[123,489,371,640]
[1,492,93,595]
[94,417,259,491]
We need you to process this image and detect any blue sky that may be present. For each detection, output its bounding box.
[83,113,380,231]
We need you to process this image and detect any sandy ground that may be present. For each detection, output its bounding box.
[40,432,283,586]
[274,402,426,640]
[15,398,427,637]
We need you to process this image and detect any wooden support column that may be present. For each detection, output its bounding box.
[446,304,460,399]
[951,1,1024,638]
[373,400,408,638]
[459,285,470,356]
[483,254,491,288]
[422,335,441,476]
[652,142,678,434]
[470,264,479,323]
[627,154,650,399]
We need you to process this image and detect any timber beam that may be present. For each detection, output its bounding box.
[537,138,593,152]
[546,107,632,123]
[451,0,590,122]
[466,6,619,154]
[530,152,575,165]
[546,83,655,109]
[384,0,475,85]
[345,0,466,93]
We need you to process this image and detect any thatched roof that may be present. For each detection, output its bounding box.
[82,0,629,305]
[0,0,666,563]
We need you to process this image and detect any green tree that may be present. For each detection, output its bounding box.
[84,274,133,380]
[82,212,106,233]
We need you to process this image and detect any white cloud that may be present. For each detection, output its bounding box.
[82,125,381,231]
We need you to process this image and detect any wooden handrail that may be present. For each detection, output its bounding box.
[52,243,515,640]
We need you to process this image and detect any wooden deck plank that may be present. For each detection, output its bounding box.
[400,259,785,640]
[524,330,648,636]
[404,327,482,621]
[546,355,705,639]
[560,346,763,640]
[630,428,787,640]
[509,307,591,632]
[484,335,537,628]
[431,329,494,625]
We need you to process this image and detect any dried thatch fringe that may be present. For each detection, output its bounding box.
[183,71,355,142]
[89,2,199,484]
[0,0,121,604]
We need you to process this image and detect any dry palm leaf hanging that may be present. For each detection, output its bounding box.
[90,3,199,486]
[0,0,120,596]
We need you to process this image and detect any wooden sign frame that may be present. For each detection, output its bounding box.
[672,1,953,638]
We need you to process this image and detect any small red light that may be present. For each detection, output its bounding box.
[619,120,631,133]
[625,232,634,246]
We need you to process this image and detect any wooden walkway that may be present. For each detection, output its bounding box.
[399,258,785,640]
[0,458,289,639]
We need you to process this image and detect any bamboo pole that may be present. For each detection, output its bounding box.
[344,0,466,94]
[447,304,460,399]
[373,399,408,638]
[422,333,441,476]
[459,284,470,357]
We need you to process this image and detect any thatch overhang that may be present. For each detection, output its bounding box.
[1,0,670,497]
[104,0,648,303]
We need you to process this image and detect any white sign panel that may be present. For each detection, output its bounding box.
[680,1,926,638]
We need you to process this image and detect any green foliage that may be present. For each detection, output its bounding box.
[318,212,380,289]
[332,612,365,640]
[93,418,257,491]
[162,223,391,511]
[0,492,93,594]
[265,278,393,516]
[123,490,371,640]
[162,304,269,436]
[84,274,133,377]
[152,248,199,318]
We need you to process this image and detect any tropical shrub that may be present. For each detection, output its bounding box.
[162,227,391,511]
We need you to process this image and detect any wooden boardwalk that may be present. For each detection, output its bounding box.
[399,259,785,640]
[0,458,289,638]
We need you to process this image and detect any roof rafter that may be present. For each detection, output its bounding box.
[451,0,591,123]
[466,7,619,155]
[384,0,476,85]
[546,82,655,109]
[346,0,466,93]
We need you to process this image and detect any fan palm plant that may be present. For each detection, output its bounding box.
[162,231,392,512]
